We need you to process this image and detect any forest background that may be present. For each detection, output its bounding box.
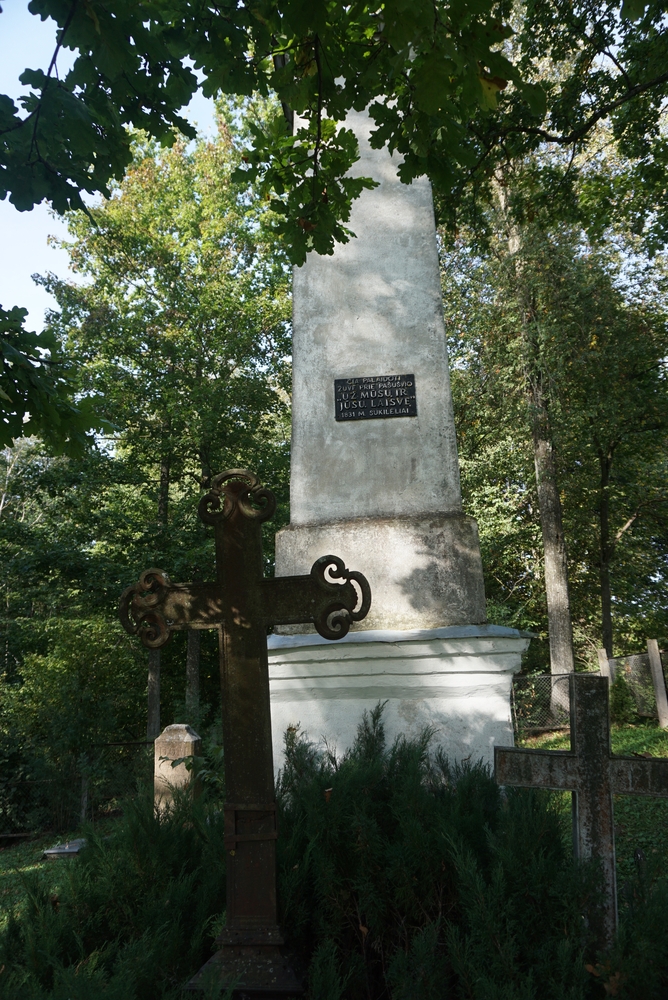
[0,1,667,833]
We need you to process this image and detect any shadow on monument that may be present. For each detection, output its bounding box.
[275,699,516,769]
[395,532,487,624]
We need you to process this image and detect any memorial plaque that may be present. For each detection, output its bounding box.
[334,374,417,421]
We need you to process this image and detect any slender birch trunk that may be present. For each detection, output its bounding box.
[598,447,614,657]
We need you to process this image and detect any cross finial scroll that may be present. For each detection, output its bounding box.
[119,470,371,995]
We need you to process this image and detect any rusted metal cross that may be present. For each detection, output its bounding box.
[119,470,371,995]
[495,673,668,949]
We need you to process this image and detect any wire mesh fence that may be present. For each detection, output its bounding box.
[511,673,572,738]
[512,649,668,739]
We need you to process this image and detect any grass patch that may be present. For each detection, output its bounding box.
[0,833,73,928]
[520,719,668,889]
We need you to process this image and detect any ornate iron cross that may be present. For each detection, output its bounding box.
[119,470,371,994]
[495,673,668,949]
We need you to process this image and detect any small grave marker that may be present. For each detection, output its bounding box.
[495,673,668,948]
[120,470,370,995]
[154,724,201,812]
[43,838,86,860]
[647,639,668,728]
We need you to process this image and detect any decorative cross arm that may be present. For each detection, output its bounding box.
[118,554,370,648]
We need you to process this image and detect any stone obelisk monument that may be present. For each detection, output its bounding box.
[269,109,530,763]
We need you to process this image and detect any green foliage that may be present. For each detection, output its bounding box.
[0,306,104,454]
[276,706,599,999]
[237,115,379,262]
[0,793,227,999]
[607,876,668,1000]
[610,675,637,725]
[0,616,146,831]
[45,109,292,515]
[0,439,275,827]
[435,2,668,252]
[443,224,668,663]
[4,1,668,445]
[1,712,668,998]
[170,740,225,797]
[0,0,518,259]
[0,115,292,829]
[4,2,668,263]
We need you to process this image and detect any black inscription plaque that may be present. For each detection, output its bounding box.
[334,374,417,421]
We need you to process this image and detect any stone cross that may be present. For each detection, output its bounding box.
[495,673,668,948]
[119,469,370,995]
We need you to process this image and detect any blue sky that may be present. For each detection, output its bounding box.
[0,1,215,330]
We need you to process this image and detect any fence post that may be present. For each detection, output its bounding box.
[647,640,668,729]
[147,648,161,740]
[597,648,613,682]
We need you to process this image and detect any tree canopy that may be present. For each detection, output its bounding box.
[2,0,668,446]
[443,223,668,664]
[0,304,104,452]
[3,1,668,260]
[0,115,292,827]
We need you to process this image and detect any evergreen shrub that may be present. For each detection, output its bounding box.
[0,707,667,999]
[276,705,599,1000]
[0,792,227,1000]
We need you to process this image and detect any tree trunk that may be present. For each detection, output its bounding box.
[494,185,575,698]
[185,629,201,722]
[147,648,161,740]
[598,448,614,657]
[531,388,574,711]
[158,452,171,527]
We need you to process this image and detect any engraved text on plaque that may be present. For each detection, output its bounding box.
[334,374,417,421]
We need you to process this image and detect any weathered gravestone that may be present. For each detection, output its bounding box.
[154,724,201,813]
[119,469,371,996]
[495,673,668,948]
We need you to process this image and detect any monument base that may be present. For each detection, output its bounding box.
[185,945,303,997]
[275,514,486,632]
[268,625,531,767]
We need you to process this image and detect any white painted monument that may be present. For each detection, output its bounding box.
[269,109,530,764]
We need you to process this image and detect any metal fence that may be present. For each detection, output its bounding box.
[512,649,668,739]
[511,674,571,738]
